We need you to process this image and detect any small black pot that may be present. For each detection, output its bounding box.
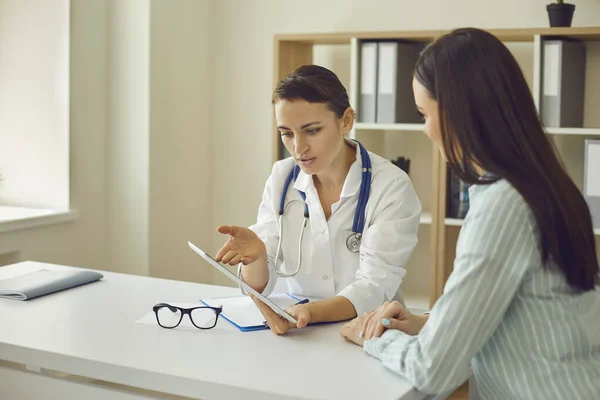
[547,3,576,27]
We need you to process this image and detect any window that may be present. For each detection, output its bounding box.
[0,0,75,231]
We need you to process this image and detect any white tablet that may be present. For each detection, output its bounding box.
[187,241,298,325]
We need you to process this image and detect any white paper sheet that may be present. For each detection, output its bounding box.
[201,293,304,328]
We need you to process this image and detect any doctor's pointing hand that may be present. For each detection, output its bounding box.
[215,65,422,335]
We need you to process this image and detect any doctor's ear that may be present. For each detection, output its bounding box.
[341,107,355,134]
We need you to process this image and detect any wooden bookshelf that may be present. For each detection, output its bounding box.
[273,25,600,314]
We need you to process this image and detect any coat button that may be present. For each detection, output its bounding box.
[323,275,329,280]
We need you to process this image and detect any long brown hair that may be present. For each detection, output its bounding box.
[415,28,598,291]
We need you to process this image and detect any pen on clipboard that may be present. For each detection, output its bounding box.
[263,298,309,326]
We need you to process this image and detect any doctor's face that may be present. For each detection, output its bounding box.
[275,99,351,174]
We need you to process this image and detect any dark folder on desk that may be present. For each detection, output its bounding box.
[0,269,103,300]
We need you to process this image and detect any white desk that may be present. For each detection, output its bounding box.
[0,261,426,400]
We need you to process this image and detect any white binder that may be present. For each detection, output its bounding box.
[358,41,378,123]
[584,139,600,230]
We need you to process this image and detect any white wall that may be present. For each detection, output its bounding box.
[103,0,216,281]
[0,0,70,210]
[106,0,150,276]
[148,0,215,283]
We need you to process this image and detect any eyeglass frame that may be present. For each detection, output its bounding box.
[152,302,223,330]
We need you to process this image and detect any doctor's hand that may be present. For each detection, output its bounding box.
[215,226,267,266]
[361,301,428,340]
[250,294,311,335]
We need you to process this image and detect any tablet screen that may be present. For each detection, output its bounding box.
[187,241,298,325]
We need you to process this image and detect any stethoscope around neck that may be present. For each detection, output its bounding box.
[274,140,372,278]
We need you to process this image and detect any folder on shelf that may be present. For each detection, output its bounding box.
[200,293,307,332]
[358,41,378,123]
[0,269,103,301]
[584,139,600,230]
[376,41,424,124]
[540,39,586,128]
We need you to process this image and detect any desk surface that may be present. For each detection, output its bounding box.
[0,262,424,400]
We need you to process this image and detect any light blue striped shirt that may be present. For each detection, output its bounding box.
[364,179,600,399]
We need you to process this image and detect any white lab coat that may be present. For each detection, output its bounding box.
[246,142,421,315]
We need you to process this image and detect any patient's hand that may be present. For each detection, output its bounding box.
[362,301,428,340]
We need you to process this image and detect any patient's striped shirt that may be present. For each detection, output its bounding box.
[364,179,600,399]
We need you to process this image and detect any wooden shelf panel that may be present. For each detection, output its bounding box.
[420,212,432,225]
[445,218,464,227]
[275,30,443,45]
[355,123,424,132]
[490,27,600,42]
[275,27,600,46]
[546,127,600,135]
[404,294,430,312]
[534,27,600,41]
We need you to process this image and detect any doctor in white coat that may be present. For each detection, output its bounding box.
[216,65,421,335]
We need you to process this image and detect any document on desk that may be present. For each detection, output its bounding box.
[0,269,103,300]
[201,293,307,332]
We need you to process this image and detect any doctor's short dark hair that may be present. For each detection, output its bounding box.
[272,65,351,118]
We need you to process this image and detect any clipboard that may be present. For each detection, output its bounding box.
[200,293,305,332]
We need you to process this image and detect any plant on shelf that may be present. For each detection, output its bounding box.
[546,0,576,27]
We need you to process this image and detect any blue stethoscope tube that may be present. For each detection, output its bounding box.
[274,140,372,277]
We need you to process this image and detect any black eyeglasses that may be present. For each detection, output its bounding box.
[153,303,223,330]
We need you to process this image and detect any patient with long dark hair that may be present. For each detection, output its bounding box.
[341,28,600,399]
